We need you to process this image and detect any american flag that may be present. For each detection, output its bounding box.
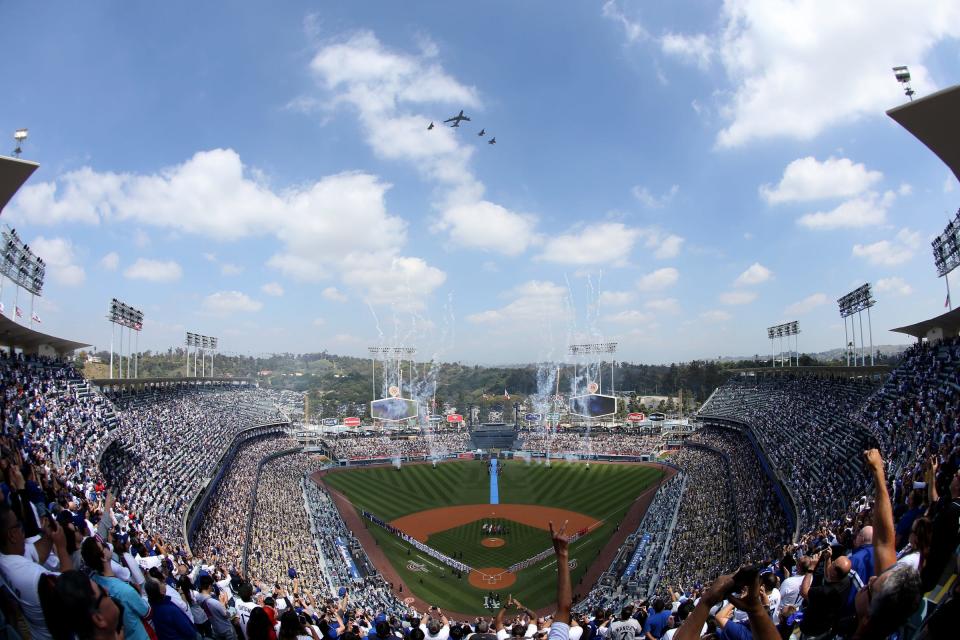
[31,312,41,324]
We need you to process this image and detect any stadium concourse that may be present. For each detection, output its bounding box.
[0,331,956,640]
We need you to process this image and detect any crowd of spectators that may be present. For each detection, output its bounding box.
[697,376,878,532]
[100,389,283,545]
[685,427,791,563]
[3,330,960,640]
[322,431,470,460]
[193,435,300,570]
[518,431,662,457]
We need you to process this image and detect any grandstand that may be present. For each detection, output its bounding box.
[1,83,958,640]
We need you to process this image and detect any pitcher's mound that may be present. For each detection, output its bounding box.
[481,537,505,548]
[468,567,516,589]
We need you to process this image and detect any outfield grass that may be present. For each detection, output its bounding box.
[324,460,662,614]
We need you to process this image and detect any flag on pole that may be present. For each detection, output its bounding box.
[504,388,510,399]
[0,302,4,315]
[15,306,22,319]
[31,312,41,324]
[946,293,952,308]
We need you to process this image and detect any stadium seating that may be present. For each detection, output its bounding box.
[4,335,959,640]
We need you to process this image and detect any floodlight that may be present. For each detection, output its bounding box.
[12,129,27,157]
[892,66,915,100]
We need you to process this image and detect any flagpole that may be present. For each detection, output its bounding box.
[29,293,34,329]
[13,285,19,323]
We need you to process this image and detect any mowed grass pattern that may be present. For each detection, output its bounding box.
[323,461,489,519]
[427,519,546,568]
[323,460,662,614]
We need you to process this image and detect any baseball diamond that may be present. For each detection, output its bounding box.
[319,459,664,614]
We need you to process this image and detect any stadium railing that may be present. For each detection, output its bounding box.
[241,446,303,575]
[181,420,291,554]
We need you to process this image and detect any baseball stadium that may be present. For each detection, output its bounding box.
[1,5,959,640]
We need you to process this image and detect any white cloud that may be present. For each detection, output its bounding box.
[637,267,679,291]
[434,201,538,255]
[340,255,446,308]
[760,157,883,204]
[602,0,648,43]
[797,191,894,230]
[701,309,732,323]
[682,0,960,147]
[599,291,634,306]
[632,184,679,209]
[605,309,654,324]
[852,228,922,267]
[645,298,681,313]
[898,183,912,196]
[305,31,543,257]
[100,251,119,271]
[784,292,828,315]
[312,318,326,327]
[11,148,446,303]
[202,291,263,314]
[220,263,243,276]
[875,277,913,296]
[649,232,685,259]
[538,223,639,265]
[261,282,284,297]
[734,262,773,286]
[322,287,348,302]
[124,258,182,283]
[467,280,569,325]
[661,33,713,68]
[30,237,86,286]
[719,290,758,305]
[946,174,956,193]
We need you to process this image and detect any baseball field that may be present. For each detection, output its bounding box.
[320,459,663,615]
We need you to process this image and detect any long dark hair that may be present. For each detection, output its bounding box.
[279,610,306,640]
[178,575,195,606]
[247,607,275,640]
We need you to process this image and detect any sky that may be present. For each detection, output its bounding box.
[1,1,959,365]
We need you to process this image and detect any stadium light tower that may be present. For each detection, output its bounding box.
[12,129,27,157]
[837,284,875,366]
[892,66,915,101]
[932,209,960,311]
[0,225,46,327]
[766,326,776,367]
[568,342,618,393]
[108,299,143,378]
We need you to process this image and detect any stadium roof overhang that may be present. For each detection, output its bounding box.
[0,313,89,357]
[891,306,960,341]
[887,84,960,185]
[0,154,39,213]
[89,376,256,387]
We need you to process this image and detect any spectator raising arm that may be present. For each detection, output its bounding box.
[864,449,896,573]
[551,520,572,627]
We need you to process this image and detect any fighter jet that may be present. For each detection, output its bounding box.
[444,110,471,127]
[488,137,496,145]
[477,129,485,137]
[427,122,434,130]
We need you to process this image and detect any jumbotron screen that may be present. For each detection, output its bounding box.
[370,397,418,422]
[568,393,617,418]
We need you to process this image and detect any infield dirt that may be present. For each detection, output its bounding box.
[390,504,599,542]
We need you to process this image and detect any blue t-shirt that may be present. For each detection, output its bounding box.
[92,575,150,640]
[720,620,752,640]
[642,610,671,640]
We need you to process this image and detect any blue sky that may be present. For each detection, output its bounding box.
[1,1,958,364]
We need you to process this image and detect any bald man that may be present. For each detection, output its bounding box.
[797,548,852,637]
